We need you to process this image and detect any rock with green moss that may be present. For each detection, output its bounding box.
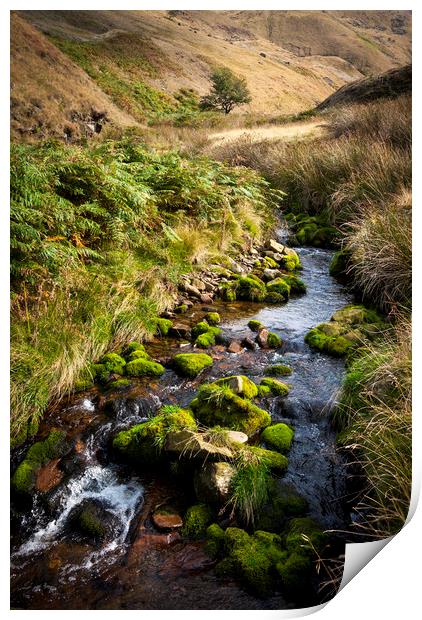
[182,503,214,539]
[107,378,133,391]
[285,517,327,556]
[175,304,188,314]
[69,498,117,542]
[191,383,270,436]
[113,406,197,466]
[261,423,294,453]
[260,378,290,397]
[213,375,258,399]
[205,312,220,326]
[126,349,151,362]
[282,247,301,269]
[123,342,145,356]
[331,304,383,326]
[220,284,237,301]
[265,364,292,376]
[155,318,173,336]
[255,483,309,532]
[329,249,350,279]
[249,446,288,473]
[283,274,306,295]
[191,321,211,340]
[195,327,222,348]
[205,522,225,558]
[236,276,267,302]
[99,353,126,375]
[266,278,291,301]
[11,430,68,495]
[258,384,272,397]
[276,552,312,594]
[125,357,165,377]
[248,319,264,332]
[267,332,282,348]
[173,353,213,378]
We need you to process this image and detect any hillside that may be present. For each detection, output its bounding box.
[12,10,411,141]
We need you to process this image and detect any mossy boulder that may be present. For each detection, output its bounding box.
[220,284,237,301]
[123,342,145,356]
[265,291,286,304]
[11,430,68,495]
[260,378,290,397]
[205,312,221,326]
[276,552,312,594]
[329,249,350,278]
[173,353,213,378]
[195,327,222,348]
[182,503,214,539]
[155,318,173,336]
[283,274,306,295]
[267,332,282,348]
[249,446,288,473]
[236,276,267,302]
[248,319,264,332]
[175,304,188,314]
[99,353,126,375]
[205,522,225,558]
[113,406,197,466]
[255,484,309,532]
[265,364,292,376]
[190,383,271,436]
[125,358,165,376]
[285,517,327,557]
[266,278,291,301]
[262,423,294,453]
[191,321,211,340]
[107,378,133,391]
[258,384,272,397]
[68,498,117,542]
[213,375,258,399]
[331,304,383,326]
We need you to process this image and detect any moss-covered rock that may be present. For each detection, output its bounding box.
[205,312,221,326]
[155,318,173,336]
[236,276,267,302]
[249,446,288,473]
[99,353,126,375]
[248,319,264,332]
[213,375,259,399]
[265,291,286,304]
[261,423,294,453]
[255,484,309,532]
[175,304,188,314]
[69,498,116,542]
[276,552,312,594]
[220,284,237,301]
[205,522,225,558]
[260,378,290,396]
[173,353,213,378]
[125,358,165,377]
[329,249,350,279]
[107,378,133,391]
[126,349,151,362]
[191,321,211,340]
[191,384,271,436]
[283,274,306,295]
[285,517,327,556]
[258,384,272,398]
[195,327,222,348]
[265,364,292,376]
[182,503,214,539]
[113,406,197,465]
[331,304,383,325]
[11,430,68,495]
[267,332,282,348]
[266,278,291,301]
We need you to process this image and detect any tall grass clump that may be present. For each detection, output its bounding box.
[229,449,271,526]
[10,139,279,444]
[335,318,411,538]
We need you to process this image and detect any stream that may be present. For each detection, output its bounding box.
[11,243,354,610]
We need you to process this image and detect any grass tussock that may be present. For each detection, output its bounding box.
[10,139,278,443]
[336,318,411,538]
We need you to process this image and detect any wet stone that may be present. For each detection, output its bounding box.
[256,328,269,348]
[227,341,243,353]
[35,458,64,493]
[152,507,183,530]
[241,337,257,351]
[168,324,192,339]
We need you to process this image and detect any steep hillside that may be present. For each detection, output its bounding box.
[316,64,411,110]
[12,10,411,140]
[10,13,137,141]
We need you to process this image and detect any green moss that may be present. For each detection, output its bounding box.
[276,552,312,593]
[77,506,108,540]
[175,304,188,314]
[248,319,264,332]
[191,383,271,435]
[74,377,95,392]
[258,384,272,397]
[260,378,290,396]
[195,327,221,348]
[205,312,220,326]
[220,284,237,301]
[107,378,132,391]
[173,353,213,377]
[331,304,383,325]
[279,255,298,271]
[125,357,165,376]
[262,423,294,453]
[255,485,309,532]
[11,430,67,494]
[266,278,290,301]
[182,504,213,539]
[124,342,145,355]
[326,335,353,356]
[265,364,292,376]
[99,353,126,375]
[236,276,267,302]
[155,318,173,336]
[267,332,282,348]
[283,274,306,295]
[249,446,288,473]
[205,522,226,558]
[126,349,151,362]
[329,249,350,278]
[305,324,354,357]
[213,375,259,399]
[285,517,327,556]
[191,321,211,339]
[113,407,197,465]
[263,256,279,269]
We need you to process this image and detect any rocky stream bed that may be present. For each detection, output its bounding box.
[11,230,359,610]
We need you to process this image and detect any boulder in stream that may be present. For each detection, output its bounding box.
[68,498,118,542]
[194,462,236,505]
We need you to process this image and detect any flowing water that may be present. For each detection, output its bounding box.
[11,243,354,610]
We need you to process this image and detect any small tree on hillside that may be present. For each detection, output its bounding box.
[200,67,252,114]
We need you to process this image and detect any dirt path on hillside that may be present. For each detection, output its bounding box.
[209,119,327,146]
